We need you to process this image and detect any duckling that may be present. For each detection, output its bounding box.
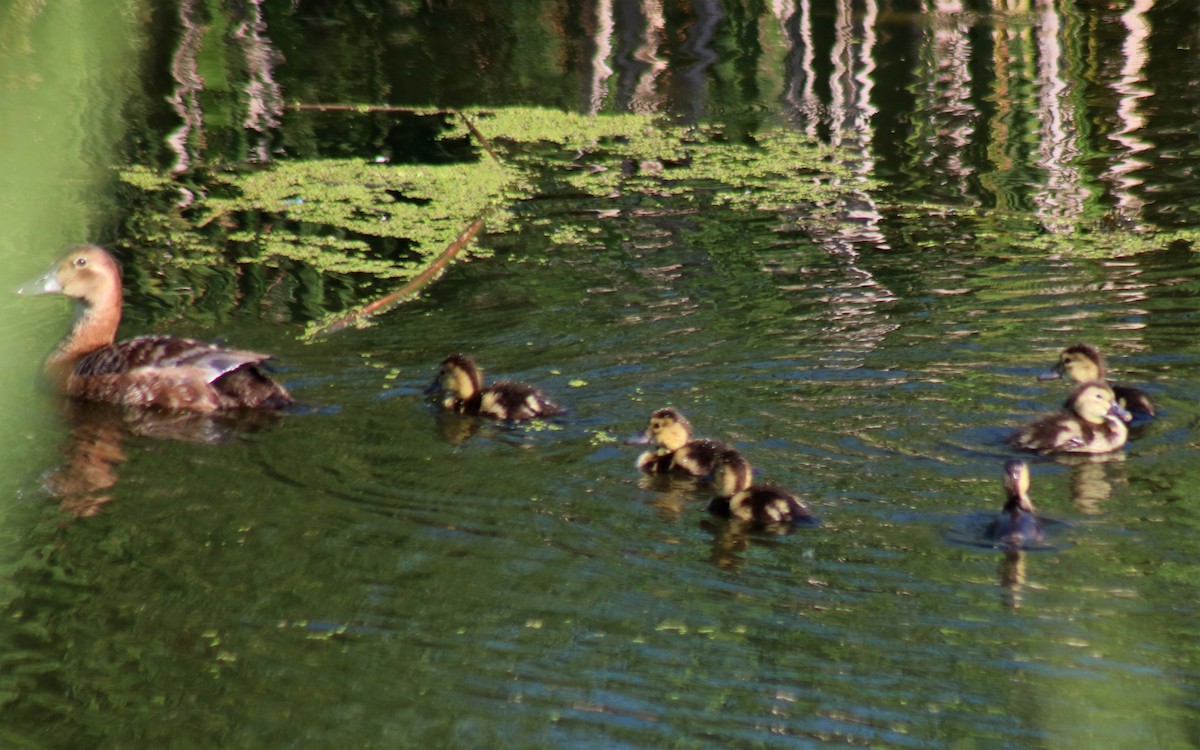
[707,449,817,528]
[985,459,1043,547]
[1039,343,1154,420]
[1010,382,1131,454]
[632,408,734,477]
[426,354,560,420]
[20,245,292,412]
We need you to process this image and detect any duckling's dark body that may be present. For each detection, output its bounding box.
[638,438,731,477]
[985,459,1044,547]
[985,508,1043,546]
[430,354,559,421]
[452,381,560,421]
[709,450,817,529]
[708,486,815,527]
[634,408,734,478]
[1010,382,1130,454]
[1040,343,1154,422]
[23,245,291,413]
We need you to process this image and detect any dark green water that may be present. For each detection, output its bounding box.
[5,2,1200,748]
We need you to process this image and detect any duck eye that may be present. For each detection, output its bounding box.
[74,257,87,267]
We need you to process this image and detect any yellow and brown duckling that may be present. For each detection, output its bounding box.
[708,449,818,528]
[1010,382,1131,454]
[632,408,735,477]
[426,354,560,420]
[985,459,1043,547]
[20,245,292,412]
[1039,343,1154,421]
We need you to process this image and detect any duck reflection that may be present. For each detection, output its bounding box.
[431,410,482,445]
[701,517,795,571]
[637,472,704,522]
[1054,452,1125,514]
[45,400,283,517]
[997,550,1033,610]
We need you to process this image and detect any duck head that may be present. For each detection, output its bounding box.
[19,244,123,308]
[712,449,753,498]
[1001,459,1034,513]
[629,408,693,451]
[1039,344,1104,384]
[426,354,483,401]
[1066,381,1131,424]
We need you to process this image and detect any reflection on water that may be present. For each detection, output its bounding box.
[1055,452,1125,514]
[44,400,286,517]
[11,1,1200,748]
[1104,0,1154,227]
[167,0,283,172]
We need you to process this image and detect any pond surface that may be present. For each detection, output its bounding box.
[4,2,1200,748]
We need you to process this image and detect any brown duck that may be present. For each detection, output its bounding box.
[21,245,292,412]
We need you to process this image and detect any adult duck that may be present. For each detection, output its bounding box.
[426,354,560,421]
[21,245,292,412]
[1010,382,1130,454]
[1039,343,1154,421]
[632,408,734,477]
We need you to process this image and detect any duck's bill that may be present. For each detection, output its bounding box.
[423,378,442,395]
[16,269,61,296]
[1109,402,1133,421]
[1036,368,1063,381]
[624,431,652,445]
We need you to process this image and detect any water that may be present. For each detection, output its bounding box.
[6,1,1200,748]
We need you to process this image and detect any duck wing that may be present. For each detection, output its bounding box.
[77,335,274,384]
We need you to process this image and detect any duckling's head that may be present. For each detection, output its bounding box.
[641,408,693,452]
[712,449,753,498]
[20,245,122,307]
[1040,344,1104,384]
[1002,459,1034,512]
[1066,381,1130,424]
[429,354,483,401]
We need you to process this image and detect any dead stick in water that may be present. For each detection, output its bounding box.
[456,111,501,164]
[304,210,490,339]
[288,103,457,115]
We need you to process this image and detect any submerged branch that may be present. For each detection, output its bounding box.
[287,103,456,115]
[456,111,501,164]
[303,209,491,339]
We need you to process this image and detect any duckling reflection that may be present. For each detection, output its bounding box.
[1052,452,1125,514]
[431,410,482,445]
[985,460,1043,549]
[638,472,705,522]
[997,550,1031,609]
[708,450,818,530]
[1039,343,1154,422]
[1010,382,1131,454]
[426,354,560,421]
[45,400,283,517]
[630,408,736,478]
